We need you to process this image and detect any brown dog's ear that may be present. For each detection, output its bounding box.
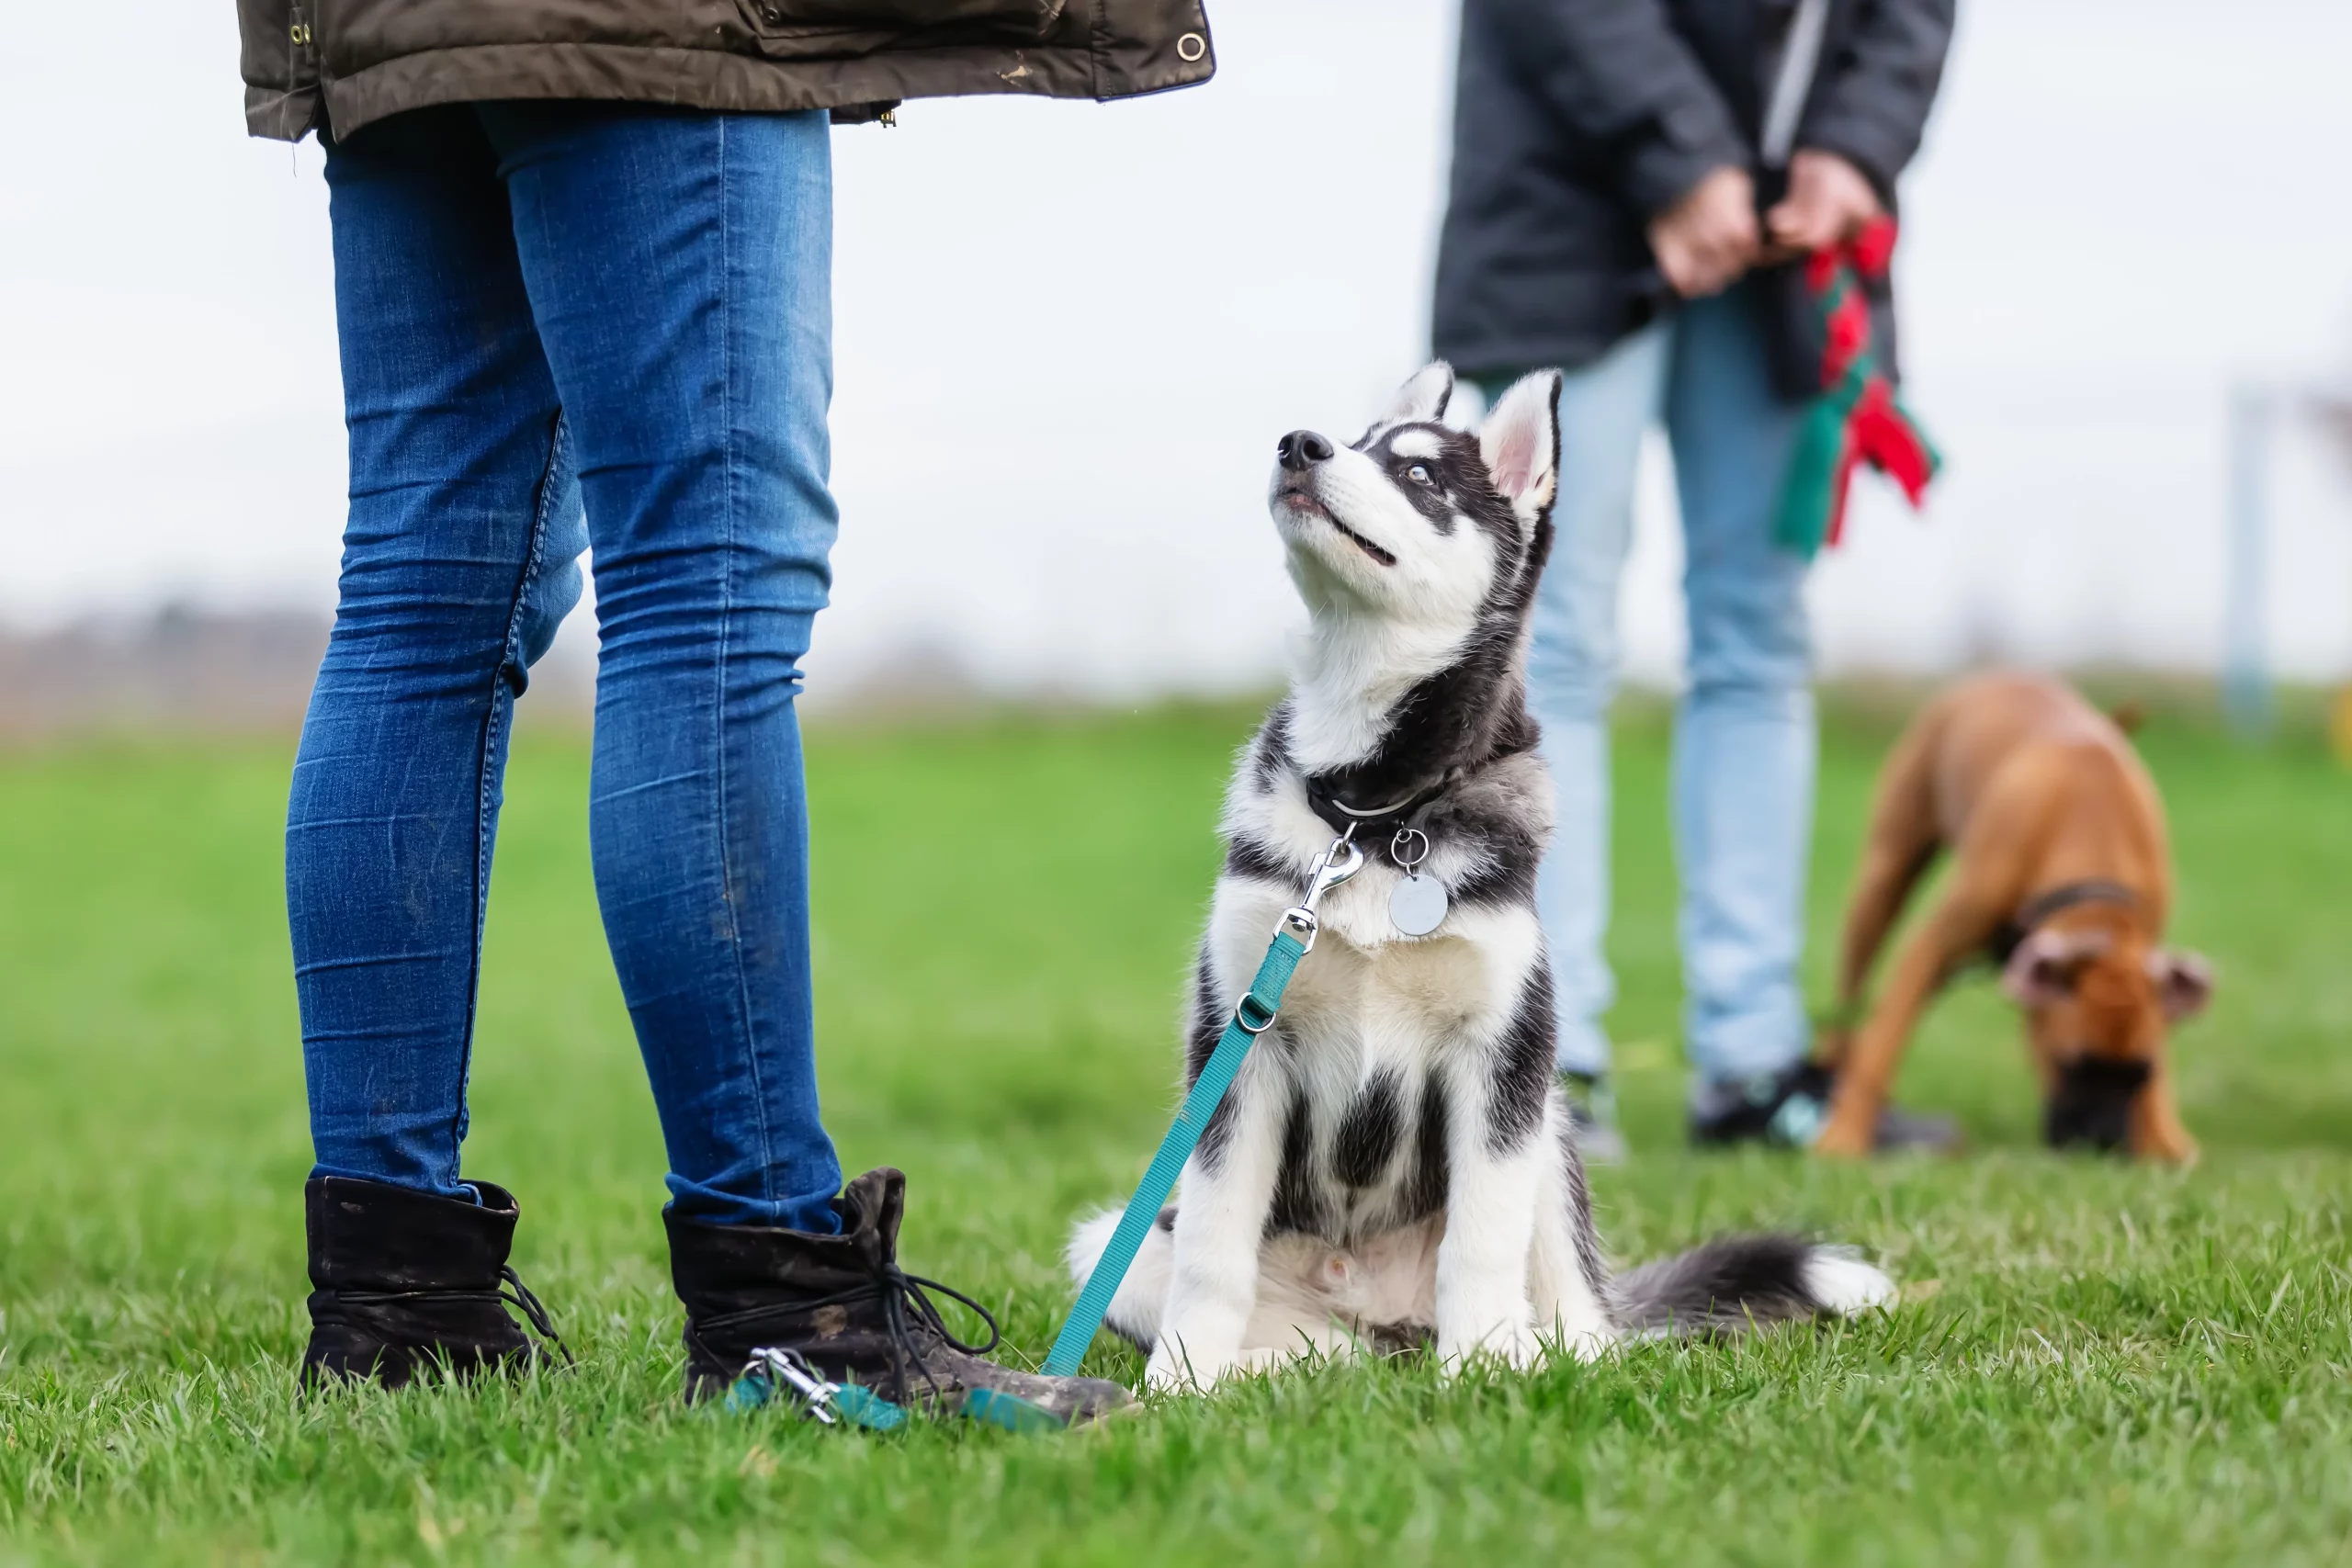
[2148,949,2215,1021]
[2000,928,2110,1009]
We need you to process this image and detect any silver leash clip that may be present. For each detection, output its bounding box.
[1280,829,1364,951]
[732,1346,843,1423]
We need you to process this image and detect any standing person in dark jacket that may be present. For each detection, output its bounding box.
[237,0,1213,1417]
[1432,0,1957,1158]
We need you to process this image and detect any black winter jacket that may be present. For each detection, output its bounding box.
[1431,0,1954,383]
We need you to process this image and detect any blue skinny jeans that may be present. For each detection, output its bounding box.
[288,102,844,1232]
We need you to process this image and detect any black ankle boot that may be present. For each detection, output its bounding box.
[666,1168,1128,1425]
[302,1176,569,1389]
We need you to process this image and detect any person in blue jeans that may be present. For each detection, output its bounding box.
[243,0,1213,1418]
[1433,0,1960,1157]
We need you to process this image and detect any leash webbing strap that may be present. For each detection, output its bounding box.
[1039,928,1309,1377]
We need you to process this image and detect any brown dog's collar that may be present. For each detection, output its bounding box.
[1984,879,2144,966]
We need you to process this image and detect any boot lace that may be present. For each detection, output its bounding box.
[333,1263,573,1368]
[495,1266,573,1363]
[694,1264,1001,1406]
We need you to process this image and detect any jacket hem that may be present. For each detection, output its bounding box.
[305,38,1204,142]
[1431,330,1632,382]
[245,83,323,141]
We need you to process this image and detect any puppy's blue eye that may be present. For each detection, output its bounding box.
[1407,463,1435,487]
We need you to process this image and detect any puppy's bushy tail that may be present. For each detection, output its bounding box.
[1608,1236,1894,1337]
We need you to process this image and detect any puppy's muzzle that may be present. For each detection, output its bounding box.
[2043,1056,2153,1152]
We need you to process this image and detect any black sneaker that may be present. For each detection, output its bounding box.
[1689,1062,1962,1154]
[1559,1072,1629,1165]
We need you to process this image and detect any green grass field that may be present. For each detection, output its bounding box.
[3,696,2349,1565]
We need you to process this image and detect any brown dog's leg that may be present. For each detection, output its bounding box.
[1815,879,2004,1158]
[1825,724,1945,1070]
[2129,1056,2199,1165]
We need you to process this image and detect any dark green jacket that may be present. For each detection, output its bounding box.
[238,0,1215,142]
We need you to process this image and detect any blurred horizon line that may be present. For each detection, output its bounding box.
[4,602,2344,742]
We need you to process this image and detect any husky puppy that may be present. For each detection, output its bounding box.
[1068,364,1895,1389]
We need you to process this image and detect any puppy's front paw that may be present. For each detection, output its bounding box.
[1143,1354,1197,1394]
[1145,1337,1239,1393]
[1437,1319,1541,1375]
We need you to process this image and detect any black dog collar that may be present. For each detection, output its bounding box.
[1984,878,2145,966]
[1303,774,1453,852]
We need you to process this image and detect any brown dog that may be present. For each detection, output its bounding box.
[1816,671,2211,1162]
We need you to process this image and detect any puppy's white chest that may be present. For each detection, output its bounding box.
[1270,909,1532,1057]
[1313,862,1459,951]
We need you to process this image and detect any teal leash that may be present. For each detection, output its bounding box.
[970,829,1364,1426]
[741,829,1365,1434]
[1038,932,1305,1373]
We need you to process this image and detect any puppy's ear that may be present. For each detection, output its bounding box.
[1478,369,1562,525]
[2148,948,2215,1021]
[2001,928,2110,1009]
[1377,362,1455,427]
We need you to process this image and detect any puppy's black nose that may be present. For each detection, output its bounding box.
[1277,430,1335,472]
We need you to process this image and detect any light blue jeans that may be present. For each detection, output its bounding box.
[1515,279,1814,1089]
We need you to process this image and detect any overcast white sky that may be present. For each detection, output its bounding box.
[5,0,2351,694]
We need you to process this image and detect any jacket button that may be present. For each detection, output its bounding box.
[1177,31,1206,62]
[760,5,781,20]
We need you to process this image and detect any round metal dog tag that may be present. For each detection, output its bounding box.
[1390,873,1449,937]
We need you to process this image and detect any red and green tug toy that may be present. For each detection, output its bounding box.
[1771,216,1941,558]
